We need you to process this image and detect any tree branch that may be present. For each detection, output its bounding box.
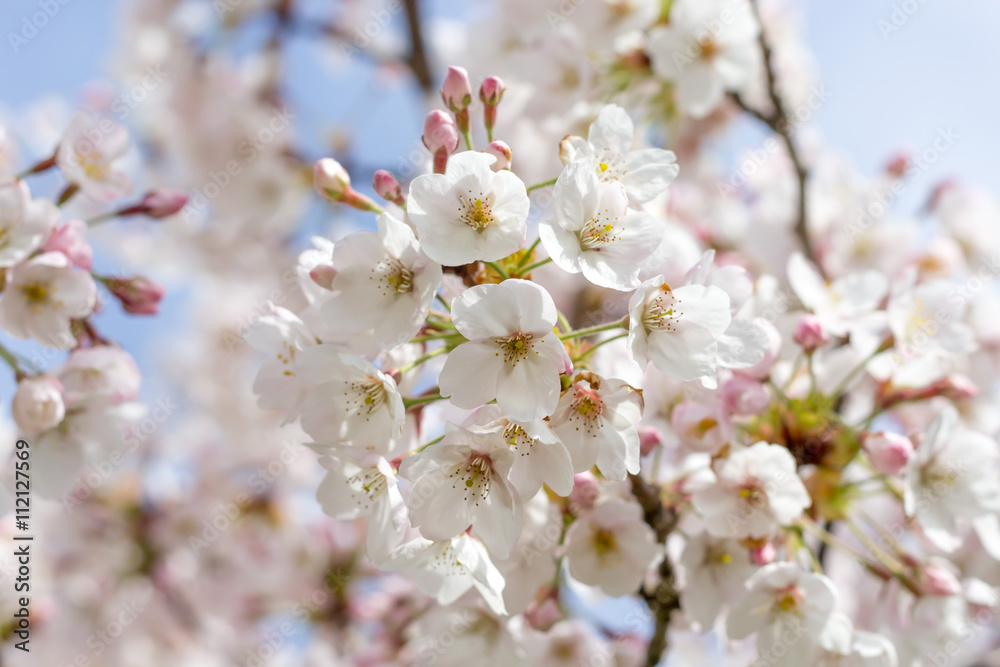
[730,0,816,267]
[629,474,681,667]
[402,0,434,94]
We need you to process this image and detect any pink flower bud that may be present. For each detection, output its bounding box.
[483,141,511,171]
[794,314,829,352]
[107,276,165,315]
[12,375,65,435]
[524,597,560,631]
[423,110,459,173]
[750,542,776,566]
[309,264,338,290]
[920,562,962,596]
[863,432,913,476]
[373,169,404,205]
[938,373,978,400]
[720,375,770,415]
[440,66,472,113]
[638,426,661,457]
[885,151,910,178]
[139,189,189,218]
[671,401,729,454]
[479,75,506,107]
[43,220,93,271]
[737,318,781,380]
[314,158,351,200]
[568,472,600,514]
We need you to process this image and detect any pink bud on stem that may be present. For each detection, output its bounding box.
[479,75,506,142]
[314,158,383,213]
[422,110,459,175]
[373,169,406,207]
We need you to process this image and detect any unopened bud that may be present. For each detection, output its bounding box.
[373,169,405,206]
[106,276,165,315]
[638,426,661,457]
[441,66,472,114]
[479,75,506,107]
[749,542,776,566]
[314,158,351,200]
[794,314,829,352]
[138,189,189,218]
[479,75,506,137]
[863,432,913,476]
[524,597,560,631]
[483,140,511,171]
[920,561,962,596]
[568,472,600,514]
[423,111,459,174]
[12,375,65,435]
[720,375,769,415]
[314,158,382,213]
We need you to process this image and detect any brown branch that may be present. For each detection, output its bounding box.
[730,0,816,268]
[402,0,434,94]
[629,474,681,667]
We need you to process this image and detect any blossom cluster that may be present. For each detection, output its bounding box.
[0,112,182,507]
[248,40,1000,666]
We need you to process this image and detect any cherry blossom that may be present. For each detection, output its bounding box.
[399,422,522,558]
[0,251,97,348]
[563,497,660,596]
[692,441,811,540]
[540,164,664,290]
[558,104,679,204]
[407,151,530,266]
[439,279,571,421]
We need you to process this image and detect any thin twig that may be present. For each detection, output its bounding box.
[402,0,433,94]
[629,474,680,667]
[729,0,816,265]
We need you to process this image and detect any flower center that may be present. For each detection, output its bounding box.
[460,194,494,231]
[374,256,414,295]
[494,332,538,366]
[686,417,718,439]
[738,481,766,509]
[456,454,493,505]
[346,375,387,418]
[591,527,619,562]
[773,585,803,614]
[75,152,110,181]
[502,423,533,455]
[698,37,720,61]
[642,284,682,332]
[580,209,623,251]
[21,282,52,309]
[570,386,604,434]
[346,468,387,509]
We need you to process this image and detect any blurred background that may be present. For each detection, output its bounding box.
[1,0,999,664]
